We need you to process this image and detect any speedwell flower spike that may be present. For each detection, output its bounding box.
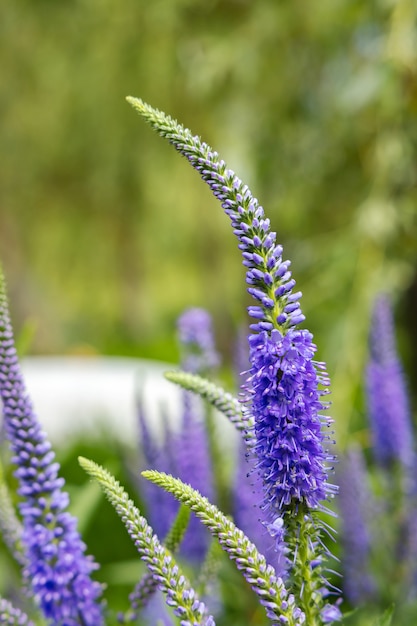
[79,456,215,626]
[128,98,339,622]
[366,295,414,469]
[142,469,306,626]
[0,267,103,625]
[177,307,220,374]
[338,446,375,605]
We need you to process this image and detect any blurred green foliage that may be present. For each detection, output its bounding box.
[2,3,417,619]
[1,1,417,440]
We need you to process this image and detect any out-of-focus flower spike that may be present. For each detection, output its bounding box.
[0,597,34,626]
[164,371,255,445]
[177,307,220,374]
[0,266,103,625]
[175,393,213,563]
[79,457,215,626]
[136,385,159,468]
[366,295,414,469]
[135,386,180,541]
[338,446,375,605]
[233,324,251,390]
[196,539,223,614]
[142,470,306,626]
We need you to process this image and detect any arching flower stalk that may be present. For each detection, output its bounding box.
[128,97,339,623]
[143,469,306,626]
[79,457,215,626]
[0,267,103,625]
[164,371,255,446]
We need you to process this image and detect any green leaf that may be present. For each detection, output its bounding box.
[374,606,394,626]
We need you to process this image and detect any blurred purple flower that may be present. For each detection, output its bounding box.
[138,401,179,539]
[366,295,413,468]
[177,308,220,374]
[175,393,213,563]
[338,446,375,605]
[233,441,287,576]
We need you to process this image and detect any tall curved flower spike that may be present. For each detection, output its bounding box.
[0,267,103,625]
[127,98,339,623]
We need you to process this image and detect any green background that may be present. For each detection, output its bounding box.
[1,2,417,621]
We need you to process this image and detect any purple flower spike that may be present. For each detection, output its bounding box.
[338,446,375,605]
[176,395,213,563]
[366,295,413,468]
[128,100,335,524]
[177,308,220,374]
[0,270,103,625]
[138,406,179,539]
[248,328,334,517]
[128,97,339,617]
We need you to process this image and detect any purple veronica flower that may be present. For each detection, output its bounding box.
[0,273,103,625]
[366,295,413,468]
[338,447,375,605]
[138,396,212,563]
[177,307,220,374]
[175,394,213,563]
[129,104,335,525]
[129,99,339,618]
[248,328,332,515]
[175,308,215,562]
[138,404,179,539]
